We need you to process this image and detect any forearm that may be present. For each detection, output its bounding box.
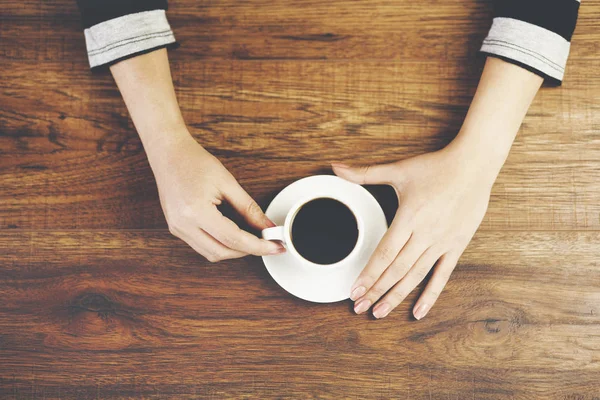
[109,48,190,160]
[107,48,279,258]
[448,56,543,181]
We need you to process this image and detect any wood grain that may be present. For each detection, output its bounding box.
[1,0,600,399]
[2,59,600,230]
[1,1,599,61]
[1,231,600,399]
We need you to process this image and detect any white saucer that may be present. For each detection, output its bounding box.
[262,175,387,303]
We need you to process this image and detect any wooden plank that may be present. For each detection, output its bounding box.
[1,230,599,398]
[2,59,599,156]
[2,150,600,231]
[2,0,600,397]
[2,59,600,230]
[1,1,599,62]
[1,59,474,154]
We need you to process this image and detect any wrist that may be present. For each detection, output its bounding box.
[142,126,197,165]
[444,130,510,187]
[440,57,542,188]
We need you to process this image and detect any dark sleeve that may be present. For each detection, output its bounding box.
[479,0,581,85]
[76,0,177,69]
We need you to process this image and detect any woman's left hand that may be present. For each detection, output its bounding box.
[332,144,496,320]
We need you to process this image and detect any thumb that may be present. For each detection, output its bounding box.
[224,180,275,230]
[331,162,396,185]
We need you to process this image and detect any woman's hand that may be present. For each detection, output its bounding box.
[332,57,544,320]
[147,132,285,262]
[109,50,284,262]
[332,144,495,320]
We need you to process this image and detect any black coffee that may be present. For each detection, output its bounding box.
[290,198,359,265]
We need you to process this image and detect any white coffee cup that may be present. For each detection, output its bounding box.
[261,193,365,268]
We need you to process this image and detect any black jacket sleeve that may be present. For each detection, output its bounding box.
[76,0,177,69]
[480,0,581,85]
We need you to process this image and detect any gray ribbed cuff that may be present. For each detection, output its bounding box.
[480,17,571,82]
[84,10,176,68]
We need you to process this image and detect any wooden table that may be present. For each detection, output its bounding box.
[1,1,600,398]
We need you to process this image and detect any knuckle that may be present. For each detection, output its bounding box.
[204,254,218,263]
[206,252,224,263]
[368,285,387,300]
[376,246,396,265]
[246,200,261,216]
[163,211,178,228]
[408,232,428,247]
[399,207,414,222]
[213,255,226,263]
[168,208,194,227]
[222,234,240,249]
[399,205,418,223]
[387,288,408,304]
[416,265,431,280]
[390,259,411,277]
[179,205,196,219]
[358,273,377,289]
[201,246,228,263]
[167,224,179,237]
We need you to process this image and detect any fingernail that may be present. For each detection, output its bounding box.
[354,299,371,314]
[350,286,366,301]
[373,303,391,319]
[269,244,286,255]
[265,217,276,228]
[414,303,430,320]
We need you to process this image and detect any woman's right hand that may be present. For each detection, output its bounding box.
[146,131,285,262]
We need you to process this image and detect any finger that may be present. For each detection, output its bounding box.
[371,248,442,319]
[412,252,460,320]
[354,237,428,314]
[223,179,275,230]
[332,162,397,185]
[202,209,284,256]
[353,236,426,314]
[349,217,412,301]
[178,227,246,262]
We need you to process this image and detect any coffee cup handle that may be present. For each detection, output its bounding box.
[261,226,286,244]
